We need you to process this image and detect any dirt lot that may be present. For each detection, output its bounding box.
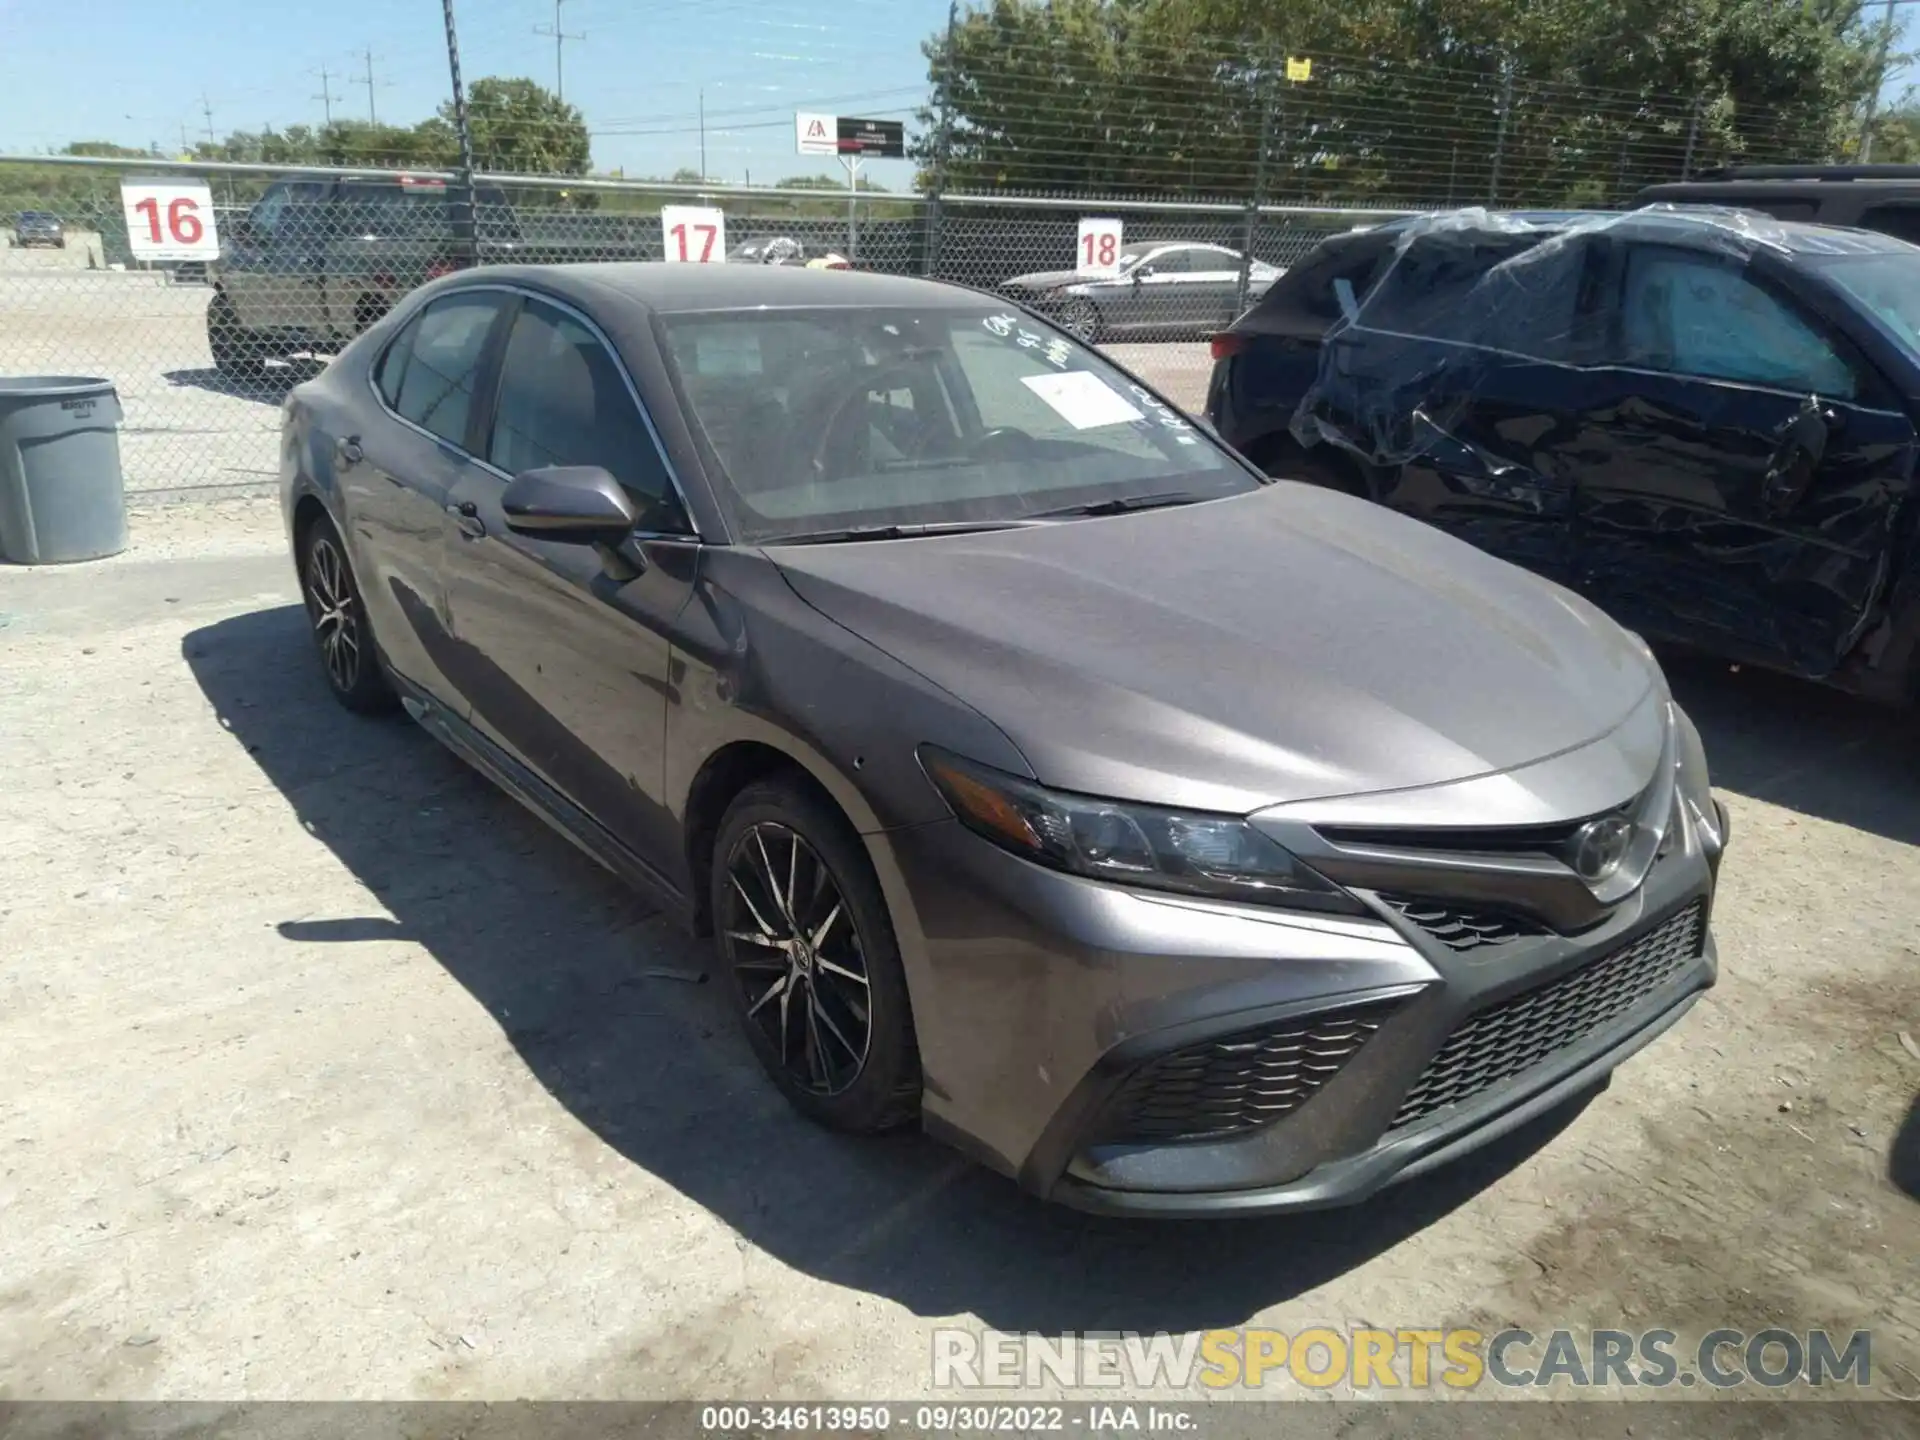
[1,498,1918,1419]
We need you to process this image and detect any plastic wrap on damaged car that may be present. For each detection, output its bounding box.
[1285,203,1892,475]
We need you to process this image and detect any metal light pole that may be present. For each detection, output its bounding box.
[442,0,478,269]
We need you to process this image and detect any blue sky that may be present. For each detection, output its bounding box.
[0,0,1910,186]
[0,0,948,185]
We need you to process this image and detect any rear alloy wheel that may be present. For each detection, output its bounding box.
[1061,297,1101,343]
[713,780,921,1133]
[299,515,397,715]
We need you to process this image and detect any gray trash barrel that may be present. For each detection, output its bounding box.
[0,376,129,564]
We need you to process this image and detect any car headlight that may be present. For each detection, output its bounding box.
[919,747,1364,914]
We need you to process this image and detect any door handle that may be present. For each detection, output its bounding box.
[447,499,486,539]
[335,435,363,465]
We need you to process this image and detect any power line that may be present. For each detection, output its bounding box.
[534,0,585,103]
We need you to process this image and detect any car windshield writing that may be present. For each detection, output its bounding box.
[657,307,1252,542]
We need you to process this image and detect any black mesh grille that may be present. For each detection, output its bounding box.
[1098,1002,1400,1145]
[1391,901,1706,1129]
[1379,895,1544,950]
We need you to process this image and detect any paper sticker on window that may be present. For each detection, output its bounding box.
[1021,371,1146,430]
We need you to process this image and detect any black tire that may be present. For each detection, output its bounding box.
[1060,297,1101,344]
[298,513,398,715]
[1254,436,1371,499]
[711,778,922,1134]
[207,291,268,380]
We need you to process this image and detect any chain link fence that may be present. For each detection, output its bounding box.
[0,156,1403,500]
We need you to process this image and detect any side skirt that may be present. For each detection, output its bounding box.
[394,680,697,930]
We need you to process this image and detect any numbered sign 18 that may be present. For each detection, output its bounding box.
[1076,216,1123,277]
[120,179,220,262]
[661,205,727,264]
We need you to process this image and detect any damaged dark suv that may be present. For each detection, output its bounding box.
[1207,207,1920,701]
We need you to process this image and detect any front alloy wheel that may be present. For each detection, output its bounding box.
[712,779,922,1133]
[724,822,872,1096]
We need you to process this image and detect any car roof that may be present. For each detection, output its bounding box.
[454,261,990,315]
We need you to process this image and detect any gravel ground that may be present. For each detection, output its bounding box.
[1,498,1918,1422]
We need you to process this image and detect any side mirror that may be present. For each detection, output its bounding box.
[502,465,639,546]
[1132,265,1152,283]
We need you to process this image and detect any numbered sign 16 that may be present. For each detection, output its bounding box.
[661,205,727,264]
[1076,216,1123,277]
[120,179,220,262]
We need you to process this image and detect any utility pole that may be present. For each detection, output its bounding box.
[699,88,706,180]
[200,93,217,146]
[354,47,382,124]
[314,64,336,126]
[535,0,584,102]
[442,0,479,269]
[1861,0,1899,162]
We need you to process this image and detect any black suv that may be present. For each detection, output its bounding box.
[1207,207,1920,702]
[1636,164,1920,246]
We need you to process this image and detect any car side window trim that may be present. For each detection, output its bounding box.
[364,281,704,539]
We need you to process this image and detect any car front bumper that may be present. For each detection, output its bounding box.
[871,769,1723,1219]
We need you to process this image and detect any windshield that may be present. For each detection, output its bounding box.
[657,305,1255,542]
[1817,251,1920,356]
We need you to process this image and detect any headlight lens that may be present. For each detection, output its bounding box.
[919,747,1364,914]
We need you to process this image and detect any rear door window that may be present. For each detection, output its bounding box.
[389,292,505,448]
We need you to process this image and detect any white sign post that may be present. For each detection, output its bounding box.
[795,112,838,156]
[120,178,220,263]
[660,205,727,263]
[1076,216,1124,277]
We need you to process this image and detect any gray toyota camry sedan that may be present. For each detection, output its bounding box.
[279,262,1729,1216]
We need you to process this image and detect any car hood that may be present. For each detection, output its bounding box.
[769,485,1660,815]
[1000,270,1087,291]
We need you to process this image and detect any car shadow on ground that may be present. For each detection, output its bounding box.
[164,361,324,401]
[185,603,1596,1332]
[1892,1094,1920,1205]
[1659,648,1920,847]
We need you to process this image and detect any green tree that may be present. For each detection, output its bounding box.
[441,77,592,175]
[916,0,1884,205]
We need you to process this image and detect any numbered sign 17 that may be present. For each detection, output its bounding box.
[120,180,220,262]
[1076,217,1123,277]
[661,205,727,264]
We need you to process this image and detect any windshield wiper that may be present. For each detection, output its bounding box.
[1025,491,1211,519]
[770,519,1046,545]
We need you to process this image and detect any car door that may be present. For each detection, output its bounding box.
[1123,245,1194,338]
[1571,242,1918,677]
[1183,245,1252,331]
[1318,228,1588,583]
[441,292,699,876]
[342,288,512,706]
[224,180,330,334]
